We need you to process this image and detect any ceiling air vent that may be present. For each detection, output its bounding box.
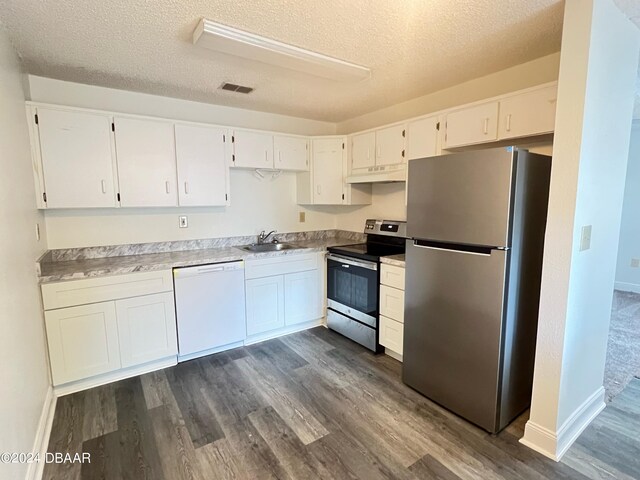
[220,82,254,94]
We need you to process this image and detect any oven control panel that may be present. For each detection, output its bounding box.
[365,219,407,237]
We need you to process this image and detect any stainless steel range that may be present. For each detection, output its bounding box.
[326,219,407,352]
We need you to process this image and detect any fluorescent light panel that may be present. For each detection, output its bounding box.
[193,19,370,82]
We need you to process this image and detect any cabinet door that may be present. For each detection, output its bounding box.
[114,117,178,207]
[175,124,229,206]
[115,292,178,368]
[274,135,309,171]
[246,276,285,336]
[351,131,376,170]
[45,301,120,385]
[498,85,557,140]
[444,102,499,149]
[407,116,439,160]
[37,108,117,208]
[285,270,321,326]
[232,130,274,169]
[375,124,405,166]
[380,284,405,323]
[380,316,403,355]
[312,137,344,205]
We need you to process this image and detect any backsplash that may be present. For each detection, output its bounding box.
[48,229,365,262]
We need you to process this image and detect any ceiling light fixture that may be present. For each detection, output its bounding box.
[193,19,370,82]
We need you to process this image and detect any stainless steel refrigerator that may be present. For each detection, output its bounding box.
[403,146,551,433]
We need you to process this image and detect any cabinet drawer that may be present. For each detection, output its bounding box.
[380,316,403,355]
[42,270,173,310]
[380,284,404,323]
[245,253,319,279]
[380,263,405,290]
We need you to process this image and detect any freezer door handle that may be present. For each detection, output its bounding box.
[413,239,505,256]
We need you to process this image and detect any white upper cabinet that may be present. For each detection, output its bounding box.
[232,130,274,169]
[444,101,499,149]
[114,117,178,207]
[175,124,229,207]
[351,131,376,170]
[312,137,344,205]
[274,135,309,171]
[407,116,440,160]
[375,124,406,166]
[36,107,117,208]
[498,85,557,140]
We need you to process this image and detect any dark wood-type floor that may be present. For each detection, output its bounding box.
[43,327,640,479]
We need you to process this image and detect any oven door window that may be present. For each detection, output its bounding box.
[327,258,378,317]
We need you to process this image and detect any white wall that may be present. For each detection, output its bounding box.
[0,27,51,480]
[335,183,407,231]
[522,0,640,461]
[337,53,560,133]
[615,121,640,292]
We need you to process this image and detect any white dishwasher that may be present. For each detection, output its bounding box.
[173,261,246,362]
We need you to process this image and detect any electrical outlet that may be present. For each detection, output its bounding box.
[631,258,640,268]
[179,216,188,228]
[579,225,592,251]
[299,211,306,223]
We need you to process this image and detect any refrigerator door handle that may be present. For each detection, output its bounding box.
[413,239,507,257]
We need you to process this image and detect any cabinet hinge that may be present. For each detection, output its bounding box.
[34,113,39,125]
[223,134,226,142]
[232,135,235,143]
[225,193,228,201]
[117,193,121,202]
[342,143,345,150]
[402,150,405,158]
[111,122,115,132]
[342,193,345,200]
[402,129,405,137]
[436,122,440,131]
[42,192,47,203]
[232,154,235,162]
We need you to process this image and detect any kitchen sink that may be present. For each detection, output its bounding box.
[239,243,298,252]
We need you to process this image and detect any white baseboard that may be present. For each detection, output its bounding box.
[520,386,605,461]
[244,318,324,346]
[614,281,640,293]
[54,356,177,397]
[25,386,57,480]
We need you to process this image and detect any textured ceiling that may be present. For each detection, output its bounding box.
[1,0,565,121]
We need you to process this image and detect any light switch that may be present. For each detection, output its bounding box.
[179,216,188,228]
[299,211,306,223]
[579,225,592,251]
[631,258,640,268]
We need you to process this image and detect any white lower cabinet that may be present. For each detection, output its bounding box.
[379,263,406,358]
[245,253,324,339]
[380,316,404,355]
[285,270,322,326]
[42,271,177,389]
[45,301,121,385]
[115,292,178,368]
[246,276,285,336]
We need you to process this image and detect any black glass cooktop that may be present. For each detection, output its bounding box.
[328,236,405,262]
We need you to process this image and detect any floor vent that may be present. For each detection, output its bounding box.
[219,82,254,94]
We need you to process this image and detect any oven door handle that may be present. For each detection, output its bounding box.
[327,254,378,271]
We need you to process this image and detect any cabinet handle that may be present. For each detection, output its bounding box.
[483,118,489,135]
[165,181,170,194]
[506,114,512,132]
[184,182,189,194]
[366,148,370,160]
[101,180,107,194]
[265,150,269,163]
[316,185,321,195]
[376,146,381,158]
[278,151,282,163]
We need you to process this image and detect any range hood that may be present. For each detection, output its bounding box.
[346,164,407,184]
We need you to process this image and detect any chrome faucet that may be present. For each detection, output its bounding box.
[257,230,277,244]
